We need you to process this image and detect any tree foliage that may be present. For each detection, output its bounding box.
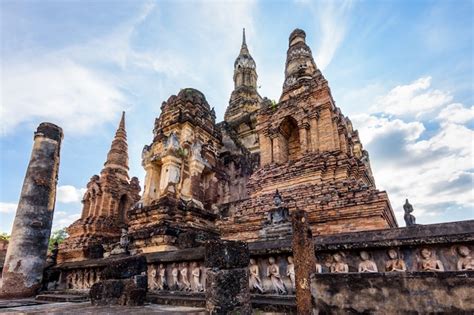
[48,228,68,251]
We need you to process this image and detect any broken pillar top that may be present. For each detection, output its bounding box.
[35,122,63,143]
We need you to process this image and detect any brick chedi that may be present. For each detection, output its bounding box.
[127,89,222,253]
[223,28,263,155]
[218,29,397,241]
[58,112,141,262]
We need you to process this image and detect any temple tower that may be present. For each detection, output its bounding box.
[1,123,63,298]
[280,29,319,102]
[224,28,263,154]
[128,88,221,253]
[58,113,140,263]
[219,29,397,241]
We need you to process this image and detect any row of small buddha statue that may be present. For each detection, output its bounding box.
[149,262,204,292]
[66,268,101,290]
[330,246,473,274]
[249,246,473,295]
[65,246,472,292]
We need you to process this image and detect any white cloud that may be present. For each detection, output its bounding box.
[0,2,158,137]
[436,103,474,125]
[52,211,81,231]
[410,123,473,156]
[371,76,453,118]
[0,59,125,136]
[313,1,353,70]
[0,202,17,214]
[351,77,473,225]
[352,114,425,145]
[57,185,86,204]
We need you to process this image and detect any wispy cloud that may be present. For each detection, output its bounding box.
[1,59,125,136]
[0,2,158,137]
[436,103,474,125]
[57,185,86,204]
[371,76,453,118]
[52,211,81,231]
[0,202,17,214]
[300,0,353,70]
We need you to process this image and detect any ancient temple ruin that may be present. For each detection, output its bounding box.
[58,113,141,262]
[2,29,473,313]
[57,28,397,260]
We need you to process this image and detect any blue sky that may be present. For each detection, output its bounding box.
[1,0,473,233]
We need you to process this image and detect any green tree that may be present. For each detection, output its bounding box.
[48,228,68,251]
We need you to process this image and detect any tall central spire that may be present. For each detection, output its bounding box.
[225,29,263,154]
[240,28,249,54]
[102,111,129,180]
[233,28,257,89]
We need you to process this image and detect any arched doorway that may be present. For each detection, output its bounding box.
[280,116,300,162]
[118,194,128,223]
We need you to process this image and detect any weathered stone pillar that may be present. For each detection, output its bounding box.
[309,116,319,153]
[258,133,272,166]
[273,133,288,164]
[332,116,341,152]
[0,122,63,298]
[299,125,309,153]
[339,130,348,154]
[318,106,335,152]
[159,155,182,194]
[205,240,251,315]
[291,209,317,314]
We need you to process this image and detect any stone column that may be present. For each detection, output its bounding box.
[291,209,317,314]
[309,116,319,153]
[332,117,341,152]
[205,240,251,315]
[189,158,205,202]
[318,106,335,152]
[299,126,308,153]
[0,122,63,298]
[159,155,182,195]
[258,133,272,166]
[272,134,288,164]
[339,130,348,154]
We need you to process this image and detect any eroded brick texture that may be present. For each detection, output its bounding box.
[205,240,251,315]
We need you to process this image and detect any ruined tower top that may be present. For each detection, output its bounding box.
[240,27,249,54]
[35,122,63,143]
[281,28,319,101]
[102,111,129,180]
[224,28,263,153]
[289,28,306,46]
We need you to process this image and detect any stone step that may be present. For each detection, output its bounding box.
[147,292,205,308]
[251,294,296,313]
[35,294,88,303]
[147,292,296,313]
[0,299,45,309]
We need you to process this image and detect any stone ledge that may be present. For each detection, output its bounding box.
[314,220,474,250]
[145,247,204,263]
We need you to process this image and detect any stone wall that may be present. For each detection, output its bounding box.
[314,272,474,314]
[48,220,474,312]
